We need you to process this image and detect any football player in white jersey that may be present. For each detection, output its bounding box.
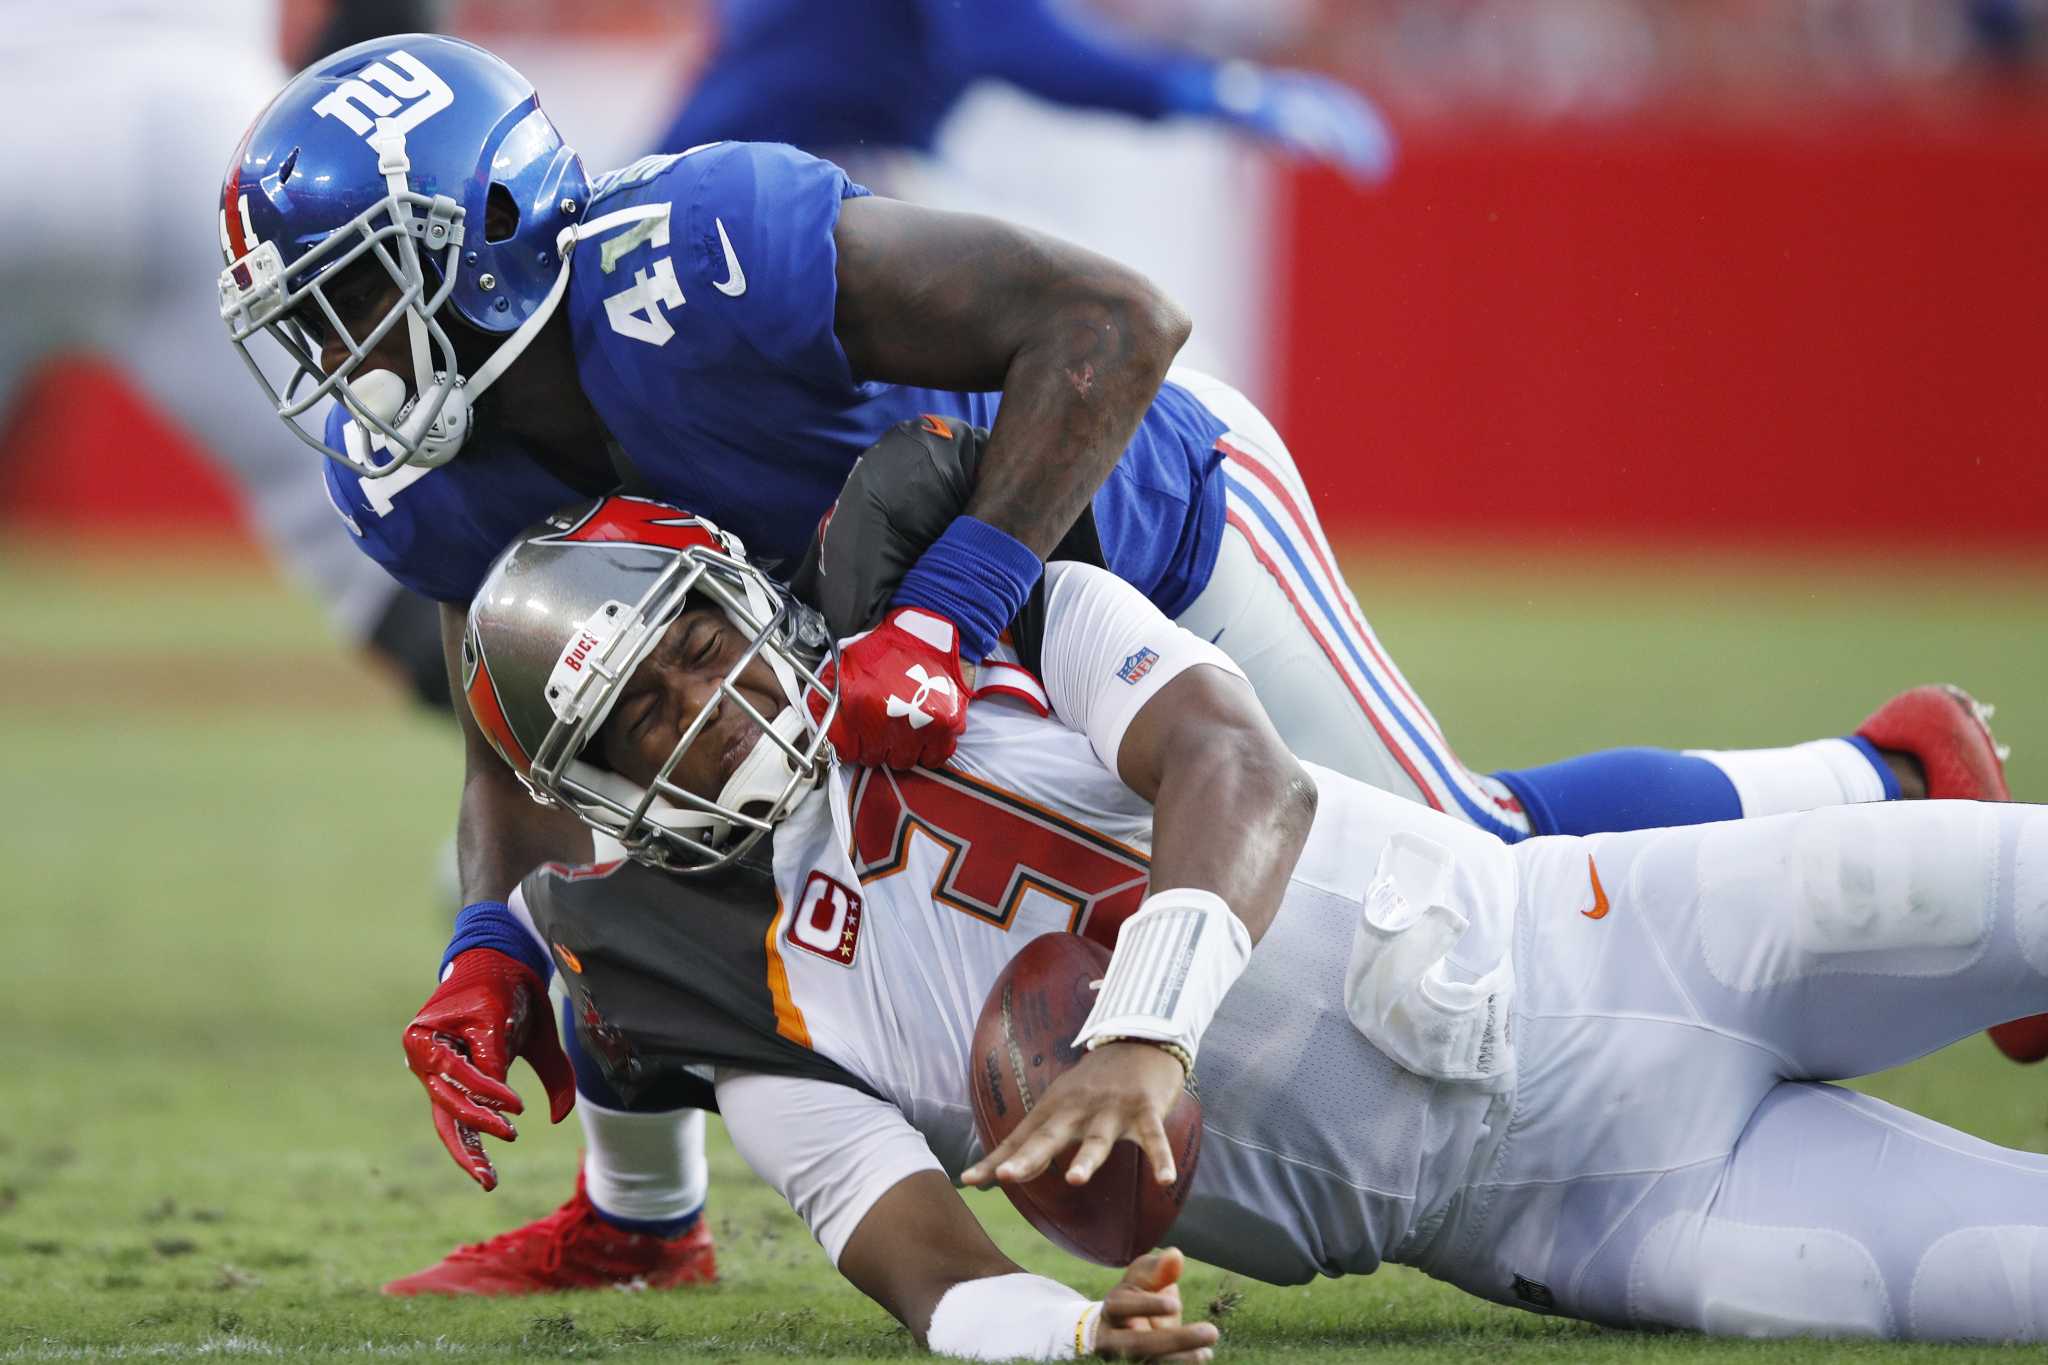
[443,486,2048,1356]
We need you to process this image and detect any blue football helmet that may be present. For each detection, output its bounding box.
[218,35,589,476]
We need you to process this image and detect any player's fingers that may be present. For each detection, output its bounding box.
[919,708,961,762]
[888,728,928,770]
[429,1043,525,1114]
[462,1026,516,1082]
[1102,1288,1180,1322]
[963,1112,1046,1185]
[964,1100,1057,1183]
[424,1074,519,1141]
[966,1107,1073,1185]
[994,1112,1082,1184]
[1118,1247,1184,1294]
[1095,1321,1216,1361]
[1135,1111,1178,1186]
[1064,1119,1121,1186]
[961,1135,1019,1186]
[521,1028,578,1124]
[430,1105,497,1191]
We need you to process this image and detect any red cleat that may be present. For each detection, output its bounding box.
[1856,684,2011,803]
[1858,686,2040,1061]
[382,1174,716,1296]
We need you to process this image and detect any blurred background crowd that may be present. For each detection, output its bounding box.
[0,0,2040,672]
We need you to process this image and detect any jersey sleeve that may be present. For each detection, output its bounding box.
[584,141,868,394]
[715,1068,944,1267]
[1036,560,1245,778]
[318,404,584,605]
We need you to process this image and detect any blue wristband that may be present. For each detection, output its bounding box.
[440,900,553,985]
[891,516,1044,663]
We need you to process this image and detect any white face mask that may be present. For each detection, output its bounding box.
[527,546,840,876]
[220,126,579,479]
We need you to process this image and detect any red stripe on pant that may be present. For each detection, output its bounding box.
[1217,436,1449,747]
[1223,507,1445,812]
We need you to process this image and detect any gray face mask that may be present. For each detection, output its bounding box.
[464,499,839,875]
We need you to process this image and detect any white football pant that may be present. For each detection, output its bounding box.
[1413,800,2048,1341]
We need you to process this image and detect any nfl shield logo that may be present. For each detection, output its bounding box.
[1117,647,1160,685]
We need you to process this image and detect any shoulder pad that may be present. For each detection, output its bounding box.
[522,850,873,1106]
[787,417,1104,674]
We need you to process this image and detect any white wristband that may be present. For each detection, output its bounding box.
[1073,887,1251,1068]
[925,1273,1101,1360]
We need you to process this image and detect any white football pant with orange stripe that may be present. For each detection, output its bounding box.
[1411,799,2048,1338]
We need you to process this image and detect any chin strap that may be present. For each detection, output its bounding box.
[370,126,441,410]
[463,202,672,411]
[459,221,578,402]
[714,709,816,820]
[346,132,613,472]
[382,203,669,467]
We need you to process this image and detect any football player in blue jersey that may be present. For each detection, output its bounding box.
[661,0,1396,191]
[218,35,2017,1295]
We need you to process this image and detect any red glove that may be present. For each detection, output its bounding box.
[815,606,970,768]
[402,947,576,1191]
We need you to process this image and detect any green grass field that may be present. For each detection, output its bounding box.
[4,542,2045,1362]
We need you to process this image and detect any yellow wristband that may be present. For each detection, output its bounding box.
[1075,1301,1103,1357]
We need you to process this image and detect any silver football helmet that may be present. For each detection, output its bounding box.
[463,496,837,873]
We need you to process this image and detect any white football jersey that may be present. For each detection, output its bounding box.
[722,563,1515,1283]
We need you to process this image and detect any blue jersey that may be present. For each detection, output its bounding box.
[327,141,1227,614]
[663,0,1207,156]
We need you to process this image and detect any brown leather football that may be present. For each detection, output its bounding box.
[968,932,1202,1266]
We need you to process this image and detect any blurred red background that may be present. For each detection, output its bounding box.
[1274,101,2048,551]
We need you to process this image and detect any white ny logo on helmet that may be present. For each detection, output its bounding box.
[885,665,957,730]
[313,50,454,142]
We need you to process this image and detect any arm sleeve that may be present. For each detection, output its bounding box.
[920,0,1213,119]
[1036,560,1245,779]
[714,1069,945,1267]
[686,142,867,388]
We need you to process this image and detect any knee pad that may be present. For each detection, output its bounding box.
[1632,1210,1891,1337]
[1910,1225,2048,1342]
[1696,803,1995,993]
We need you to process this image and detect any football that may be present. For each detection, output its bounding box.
[967,932,1203,1267]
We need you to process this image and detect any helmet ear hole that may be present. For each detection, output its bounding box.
[484,183,520,244]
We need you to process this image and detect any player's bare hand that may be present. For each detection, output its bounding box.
[963,1041,1186,1189]
[1095,1249,1218,1362]
[401,948,576,1191]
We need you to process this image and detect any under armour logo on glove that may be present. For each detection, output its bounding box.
[885,664,959,730]
[815,608,969,768]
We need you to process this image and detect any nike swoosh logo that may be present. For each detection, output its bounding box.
[1581,855,1610,920]
[712,217,746,296]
